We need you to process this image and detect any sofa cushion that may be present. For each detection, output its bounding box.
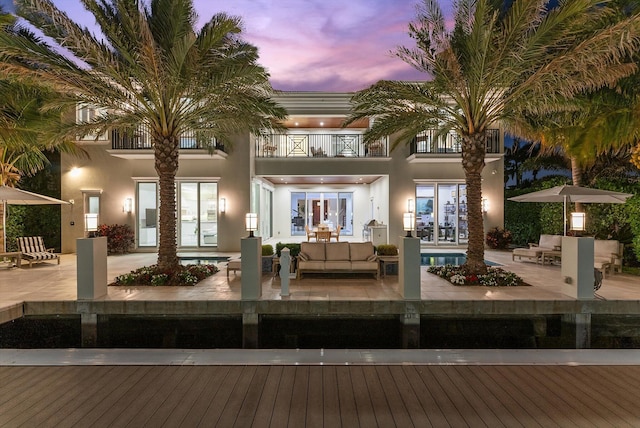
[351,261,378,271]
[324,261,351,270]
[349,242,375,261]
[594,240,620,258]
[301,242,325,260]
[538,234,562,250]
[298,260,325,271]
[325,242,350,261]
[298,252,309,261]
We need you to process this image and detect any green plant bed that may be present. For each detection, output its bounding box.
[375,244,398,256]
[427,264,525,286]
[111,264,219,286]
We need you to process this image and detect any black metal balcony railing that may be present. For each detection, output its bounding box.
[111,126,223,151]
[255,134,389,158]
[409,129,501,155]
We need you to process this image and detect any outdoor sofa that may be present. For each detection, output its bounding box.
[512,234,562,263]
[297,241,378,279]
[594,239,623,277]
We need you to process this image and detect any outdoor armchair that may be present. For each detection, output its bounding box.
[16,236,60,268]
[512,234,562,264]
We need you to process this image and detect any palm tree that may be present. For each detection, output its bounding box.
[345,0,640,275]
[0,0,286,270]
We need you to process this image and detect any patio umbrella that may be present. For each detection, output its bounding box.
[508,185,633,235]
[0,185,71,252]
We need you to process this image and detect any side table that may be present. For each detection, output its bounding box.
[377,255,399,278]
[0,251,21,268]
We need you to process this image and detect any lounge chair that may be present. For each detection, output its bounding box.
[512,234,562,264]
[16,236,60,268]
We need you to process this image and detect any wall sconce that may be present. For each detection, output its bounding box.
[571,212,586,231]
[245,213,258,237]
[220,198,226,214]
[407,198,415,213]
[482,198,489,214]
[69,167,81,178]
[123,197,133,213]
[403,212,415,237]
[84,213,98,234]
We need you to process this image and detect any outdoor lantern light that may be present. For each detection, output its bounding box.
[407,198,415,213]
[123,197,132,213]
[84,213,98,233]
[220,198,226,214]
[482,198,489,214]
[571,212,586,231]
[403,212,414,237]
[245,212,258,237]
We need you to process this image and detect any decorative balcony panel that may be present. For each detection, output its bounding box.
[256,134,388,158]
[409,129,501,155]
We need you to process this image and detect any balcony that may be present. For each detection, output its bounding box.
[255,134,388,158]
[409,129,501,155]
[110,127,224,151]
[108,126,226,160]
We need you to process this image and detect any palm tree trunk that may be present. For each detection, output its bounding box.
[154,135,180,270]
[461,132,488,275]
[570,156,584,212]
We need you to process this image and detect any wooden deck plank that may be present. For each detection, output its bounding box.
[125,366,193,427]
[251,366,284,428]
[217,365,260,427]
[306,365,324,428]
[13,366,112,428]
[232,366,270,428]
[198,366,244,425]
[335,366,359,427]
[321,366,341,427]
[468,366,542,428]
[0,366,86,425]
[352,365,388,427]
[528,366,629,427]
[415,366,475,427]
[401,366,449,427]
[384,366,432,427]
[373,366,416,427]
[2,364,640,427]
[170,366,231,427]
[288,366,310,427]
[439,366,506,427]
[504,366,588,427]
[269,365,296,427]
[430,366,488,427]
[144,365,205,426]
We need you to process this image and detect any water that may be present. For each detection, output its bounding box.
[179,256,229,265]
[421,253,500,266]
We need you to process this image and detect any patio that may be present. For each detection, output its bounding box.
[1,248,640,308]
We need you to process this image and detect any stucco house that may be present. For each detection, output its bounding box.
[60,91,504,253]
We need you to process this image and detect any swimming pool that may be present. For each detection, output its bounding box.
[421,253,500,267]
[179,256,230,266]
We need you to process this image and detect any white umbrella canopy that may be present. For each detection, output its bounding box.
[508,185,633,235]
[0,185,71,252]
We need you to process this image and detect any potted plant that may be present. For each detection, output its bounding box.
[376,244,399,276]
[262,244,274,273]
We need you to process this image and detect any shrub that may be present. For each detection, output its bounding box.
[113,263,218,286]
[376,244,398,255]
[485,227,512,249]
[262,244,274,256]
[275,242,301,257]
[427,264,523,286]
[97,224,135,254]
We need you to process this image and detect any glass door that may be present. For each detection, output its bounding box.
[199,183,217,246]
[179,182,218,247]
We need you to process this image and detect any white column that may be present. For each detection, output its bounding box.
[280,247,291,297]
[241,236,262,300]
[561,237,594,299]
[400,236,421,300]
[76,237,108,300]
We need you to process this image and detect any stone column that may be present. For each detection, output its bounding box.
[76,237,108,300]
[241,236,262,300]
[561,237,594,299]
[400,236,421,300]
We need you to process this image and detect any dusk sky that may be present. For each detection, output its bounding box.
[42,0,448,92]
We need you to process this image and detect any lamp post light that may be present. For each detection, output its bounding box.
[403,212,415,237]
[245,213,258,237]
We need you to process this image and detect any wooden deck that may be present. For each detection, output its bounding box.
[2,364,640,427]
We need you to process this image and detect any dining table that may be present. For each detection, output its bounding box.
[314,227,332,242]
